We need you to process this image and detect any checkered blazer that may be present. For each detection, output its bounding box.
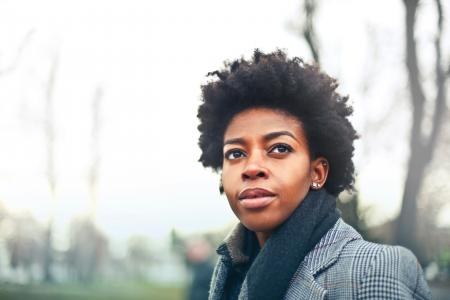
[209,218,432,299]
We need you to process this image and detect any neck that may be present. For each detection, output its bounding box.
[255,230,273,247]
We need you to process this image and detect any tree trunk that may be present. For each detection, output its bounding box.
[43,53,58,282]
[396,0,447,264]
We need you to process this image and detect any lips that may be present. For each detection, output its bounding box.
[239,188,275,200]
[238,188,276,209]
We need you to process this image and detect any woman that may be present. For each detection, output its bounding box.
[197,50,431,299]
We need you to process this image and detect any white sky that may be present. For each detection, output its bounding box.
[0,0,448,249]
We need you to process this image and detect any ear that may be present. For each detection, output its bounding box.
[310,157,329,190]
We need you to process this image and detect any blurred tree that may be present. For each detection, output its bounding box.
[294,0,449,264]
[0,29,51,282]
[302,0,320,64]
[417,115,450,264]
[67,217,108,284]
[0,30,34,76]
[396,0,448,263]
[170,229,186,257]
[126,236,153,281]
[89,86,103,221]
[290,0,320,64]
[336,193,370,239]
[5,214,45,283]
[438,248,450,279]
[0,201,7,221]
[43,52,58,283]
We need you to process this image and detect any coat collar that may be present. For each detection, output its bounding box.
[216,218,361,276]
[216,223,249,267]
[304,218,362,276]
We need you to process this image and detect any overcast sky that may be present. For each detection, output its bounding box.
[0,0,448,252]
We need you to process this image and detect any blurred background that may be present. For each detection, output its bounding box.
[0,0,449,299]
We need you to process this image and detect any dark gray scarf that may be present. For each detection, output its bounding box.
[220,189,340,300]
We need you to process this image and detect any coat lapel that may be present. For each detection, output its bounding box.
[283,219,361,299]
[306,218,361,277]
[239,269,326,300]
[285,263,327,299]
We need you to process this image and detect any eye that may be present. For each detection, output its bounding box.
[224,149,247,160]
[269,143,293,154]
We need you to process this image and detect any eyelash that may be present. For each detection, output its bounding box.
[269,143,293,154]
[224,149,246,160]
[224,143,293,160]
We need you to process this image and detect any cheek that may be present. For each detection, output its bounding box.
[221,166,238,199]
[277,162,311,199]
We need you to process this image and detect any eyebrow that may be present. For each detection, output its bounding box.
[223,130,300,146]
[223,137,246,146]
[263,130,299,143]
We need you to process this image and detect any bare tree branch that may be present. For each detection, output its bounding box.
[404,0,426,147]
[303,0,320,64]
[426,0,446,158]
[0,29,35,76]
[45,54,58,197]
[89,86,103,221]
[436,0,443,30]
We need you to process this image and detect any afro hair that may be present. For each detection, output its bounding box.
[197,49,358,196]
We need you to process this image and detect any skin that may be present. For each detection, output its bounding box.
[222,108,329,247]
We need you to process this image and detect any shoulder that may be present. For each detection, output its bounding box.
[303,219,431,299]
[355,244,431,299]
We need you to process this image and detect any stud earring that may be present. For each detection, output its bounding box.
[311,182,320,189]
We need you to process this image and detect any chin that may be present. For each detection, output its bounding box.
[241,218,281,233]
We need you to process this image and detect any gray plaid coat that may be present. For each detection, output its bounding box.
[209,218,431,299]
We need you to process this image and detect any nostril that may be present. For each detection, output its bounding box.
[242,169,268,180]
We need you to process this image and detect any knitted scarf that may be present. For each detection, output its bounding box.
[228,189,340,300]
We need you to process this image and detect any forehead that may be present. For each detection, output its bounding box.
[224,107,305,141]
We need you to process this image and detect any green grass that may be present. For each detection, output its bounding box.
[0,282,186,300]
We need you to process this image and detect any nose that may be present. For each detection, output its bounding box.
[241,153,268,181]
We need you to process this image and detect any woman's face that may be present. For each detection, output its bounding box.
[222,107,328,234]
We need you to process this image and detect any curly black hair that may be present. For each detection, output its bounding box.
[197,49,358,196]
